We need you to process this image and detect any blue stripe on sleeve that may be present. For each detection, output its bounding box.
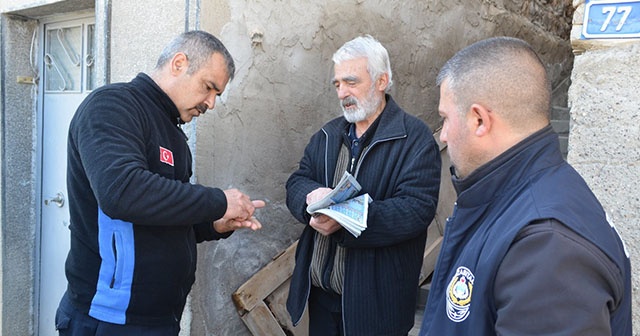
[89,208,135,324]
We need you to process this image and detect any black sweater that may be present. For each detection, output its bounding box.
[65,73,228,326]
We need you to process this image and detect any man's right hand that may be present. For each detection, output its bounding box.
[222,188,265,221]
[306,187,332,206]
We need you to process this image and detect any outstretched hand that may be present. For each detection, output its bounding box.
[218,189,265,233]
[214,216,262,233]
[223,189,265,221]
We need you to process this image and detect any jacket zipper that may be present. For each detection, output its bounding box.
[110,233,118,288]
[339,133,407,335]
[352,135,406,178]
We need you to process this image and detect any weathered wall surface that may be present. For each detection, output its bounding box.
[0,0,581,334]
[569,3,640,332]
[0,0,92,17]
[0,16,39,336]
[192,1,575,334]
[110,0,185,83]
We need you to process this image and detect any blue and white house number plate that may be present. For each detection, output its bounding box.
[582,0,640,39]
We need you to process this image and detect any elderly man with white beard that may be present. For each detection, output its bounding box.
[285,35,442,336]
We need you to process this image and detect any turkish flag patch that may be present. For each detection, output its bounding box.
[159,146,174,166]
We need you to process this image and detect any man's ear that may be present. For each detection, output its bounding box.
[376,73,389,92]
[170,52,188,75]
[469,103,492,136]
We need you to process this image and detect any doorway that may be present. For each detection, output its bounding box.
[37,15,96,336]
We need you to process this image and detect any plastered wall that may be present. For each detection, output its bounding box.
[0,0,584,335]
[570,2,640,332]
[192,1,575,334]
[0,16,39,336]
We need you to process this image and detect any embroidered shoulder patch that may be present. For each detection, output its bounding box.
[159,146,174,166]
[446,266,474,322]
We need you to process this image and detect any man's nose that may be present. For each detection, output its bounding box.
[439,130,447,143]
[336,84,348,100]
[204,93,216,110]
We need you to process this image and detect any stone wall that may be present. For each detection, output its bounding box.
[570,2,640,333]
[192,1,575,334]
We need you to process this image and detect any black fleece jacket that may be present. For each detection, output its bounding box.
[65,73,229,326]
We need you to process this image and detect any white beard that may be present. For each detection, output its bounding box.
[341,85,382,123]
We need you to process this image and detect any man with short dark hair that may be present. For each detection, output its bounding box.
[420,36,631,336]
[56,30,264,335]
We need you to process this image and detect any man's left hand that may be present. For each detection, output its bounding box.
[310,214,341,236]
[214,216,262,233]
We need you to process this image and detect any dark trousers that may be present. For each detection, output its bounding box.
[55,291,180,336]
[308,286,344,336]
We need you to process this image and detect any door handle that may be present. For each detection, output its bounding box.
[44,192,65,207]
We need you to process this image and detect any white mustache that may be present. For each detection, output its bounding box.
[342,96,358,108]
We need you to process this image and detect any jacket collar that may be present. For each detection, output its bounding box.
[133,73,182,125]
[452,125,563,208]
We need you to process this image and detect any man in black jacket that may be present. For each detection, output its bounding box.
[286,35,441,336]
[56,31,264,335]
[420,36,631,336]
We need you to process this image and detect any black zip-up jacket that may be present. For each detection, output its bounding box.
[65,73,229,326]
[420,126,632,335]
[286,95,442,335]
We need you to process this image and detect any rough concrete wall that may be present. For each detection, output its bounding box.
[0,0,63,13]
[109,0,185,83]
[192,1,575,335]
[0,0,580,335]
[0,16,39,336]
[0,16,4,335]
[569,44,640,329]
[0,0,93,17]
[569,4,640,330]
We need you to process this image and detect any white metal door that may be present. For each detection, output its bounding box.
[38,17,96,336]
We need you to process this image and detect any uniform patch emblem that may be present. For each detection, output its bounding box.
[159,146,174,166]
[446,266,474,322]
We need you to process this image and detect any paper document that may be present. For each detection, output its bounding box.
[306,171,370,237]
